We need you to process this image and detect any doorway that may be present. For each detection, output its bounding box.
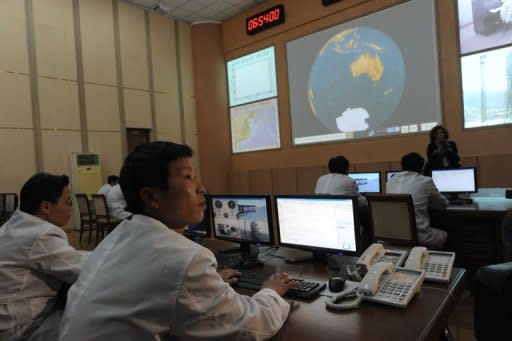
[126,128,150,154]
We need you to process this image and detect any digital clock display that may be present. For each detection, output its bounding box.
[246,4,285,36]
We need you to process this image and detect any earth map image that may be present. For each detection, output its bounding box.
[308,27,405,136]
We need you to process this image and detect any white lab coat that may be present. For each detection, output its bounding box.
[0,210,88,340]
[96,183,113,196]
[105,184,131,219]
[59,215,290,341]
[315,173,368,207]
[386,171,449,248]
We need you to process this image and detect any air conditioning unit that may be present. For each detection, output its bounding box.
[70,153,102,230]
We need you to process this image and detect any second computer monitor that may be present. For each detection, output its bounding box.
[385,170,401,182]
[431,167,477,193]
[274,195,360,256]
[210,195,273,251]
[348,172,382,193]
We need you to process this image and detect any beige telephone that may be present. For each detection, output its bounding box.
[326,262,425,310]
[349,243,408,281]
[404,247,455,283]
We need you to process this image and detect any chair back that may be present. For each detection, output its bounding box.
[366,194,418,246]
[91,194,109,219]
[75,193,92,217]
[0,193,5,217]
[4,193,18,215]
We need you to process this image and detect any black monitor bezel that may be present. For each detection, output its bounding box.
[366,193,418,246]
[431,167,478,193]
[209,194,274,246]
[348,171,382,194]
[273,194,361,256]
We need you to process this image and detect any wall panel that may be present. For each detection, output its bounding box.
[0,73,32,128]
[38,78,80,130]
[149,13,177,93]
[0,129,36,193]
[88,131,123,180]
[85,84,120,131]
[41,130,82,175]
[0,0,29,73]
[124,89,151,128]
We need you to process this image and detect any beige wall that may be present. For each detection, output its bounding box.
[0,0,197,199]
[192,0,512,193]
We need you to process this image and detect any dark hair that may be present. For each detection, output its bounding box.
[107,175,119,185]
[401,152,425,173]
[120,141,193,214]
[20,173,69,215]
[328,156,350,174]
[429,125,449,143]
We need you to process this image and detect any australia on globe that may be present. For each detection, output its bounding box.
[308,27,405,135]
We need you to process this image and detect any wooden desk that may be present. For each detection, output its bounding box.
[207,240,466,341]
[430,197,512,272]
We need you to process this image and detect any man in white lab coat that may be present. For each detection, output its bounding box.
[96,175,119,196]
[315,155,368,206]
[105,183,131,219]
[0,173,88,341]
[386,152,449,248]
[59,141,294,340]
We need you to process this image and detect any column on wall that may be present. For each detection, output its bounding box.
[191,23,231,194]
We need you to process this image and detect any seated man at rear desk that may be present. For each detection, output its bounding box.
[59,141,294,340]
[386,152,449,249]
[315,155,367,207]
[105,183,132,220]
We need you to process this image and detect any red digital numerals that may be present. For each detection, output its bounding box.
[246,5,284,35]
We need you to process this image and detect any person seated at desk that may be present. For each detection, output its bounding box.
[58,141,294,341]
[0,173,89,340]
[105,183,131,220]
[387,152,449,249]
[97,175,119,196]
[315,155,367,207]
[424,125,461,176]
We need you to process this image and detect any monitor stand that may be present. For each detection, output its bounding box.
[217,242,264,268]
[217,241,252,254]
[447,193,473,205]
[285,250,326,264]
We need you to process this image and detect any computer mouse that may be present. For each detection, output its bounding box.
[328,276,346,293]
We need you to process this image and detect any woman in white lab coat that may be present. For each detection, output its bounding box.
[59,141,294,341]
[0,173,88,341]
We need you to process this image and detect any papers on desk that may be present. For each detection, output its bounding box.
[320,280,360,298]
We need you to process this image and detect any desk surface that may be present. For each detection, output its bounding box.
[447,196,512,213]
[207,240,466,341]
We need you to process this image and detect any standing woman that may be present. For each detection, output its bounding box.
[425,125,461,176]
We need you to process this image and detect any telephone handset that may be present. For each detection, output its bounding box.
[404,247,455,283]
[326,262,425,310]
[349,243,408,281]
[356,243,385,271]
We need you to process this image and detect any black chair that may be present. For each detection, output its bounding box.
[91,194,121,245]
[502,210,512,262]
[75,193,96,246]
[473,262,512,340]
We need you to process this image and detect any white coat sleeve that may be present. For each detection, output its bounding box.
[174,249,290,341]
[29,228,89,284]
[427,179,449,210]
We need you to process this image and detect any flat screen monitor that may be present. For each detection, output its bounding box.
[183,194,211,240]
[274,195,360,258]
[348,172,381,193]
[431,168,477,193]
[386,170,401,182]
[210,195,273,253]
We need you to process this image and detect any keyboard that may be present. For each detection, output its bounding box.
[237,269,326,299]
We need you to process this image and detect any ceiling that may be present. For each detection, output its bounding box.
[120,0,271,24]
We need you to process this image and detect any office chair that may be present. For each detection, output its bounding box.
[366,194,418,246]
[75,193,96,246]
[502,210,512,262]
[91,194,121,245]
[473,262,512,340]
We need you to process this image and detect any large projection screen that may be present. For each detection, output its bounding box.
[286,0,441,145]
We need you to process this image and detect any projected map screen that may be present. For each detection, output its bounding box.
[227,46,277,107]
[230,98,281,153]
[286,0,441,145]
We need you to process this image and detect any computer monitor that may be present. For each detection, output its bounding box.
[210,194,274,254]
[348,172,381,193]
[274,195,361,260]
[183,194,211,241]
[385,170,401,182]
[431,168,477,193]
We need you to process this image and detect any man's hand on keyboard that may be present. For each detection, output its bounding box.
[262,273,296,296]
[220,269,241,285]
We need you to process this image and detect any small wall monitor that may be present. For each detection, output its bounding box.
[210,195,273,253]
[431,167,477,193]
[274,195,361,260]
[386,170,401,182]
[348,172,382,193]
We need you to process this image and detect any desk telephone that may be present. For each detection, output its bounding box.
[404,246,455,283]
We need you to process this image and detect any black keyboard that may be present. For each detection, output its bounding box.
[237,269,326,300]
[215,254,242,270]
